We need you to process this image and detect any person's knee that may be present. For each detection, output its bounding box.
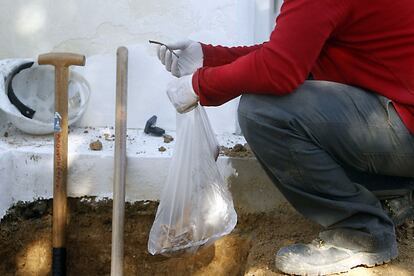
[237,81,341,137]
[237,94,258,140]
[238,93,293,138]
[237,94,287,147]
[237,94,254,117]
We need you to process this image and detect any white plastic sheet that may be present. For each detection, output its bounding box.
[148,105,237,255]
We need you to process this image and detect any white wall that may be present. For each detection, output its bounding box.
[253,0,277,43]
[0,124,283,218]
[0,0,279,133]
[0,0,257,59]
[0,152,12,218]
[0,1,283,217]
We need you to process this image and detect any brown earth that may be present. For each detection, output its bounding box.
[0,198,413,276]
[220,143,254,158]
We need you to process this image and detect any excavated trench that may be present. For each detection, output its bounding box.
[0,198,413,276]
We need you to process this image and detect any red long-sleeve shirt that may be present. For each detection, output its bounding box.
[192,0,414,134]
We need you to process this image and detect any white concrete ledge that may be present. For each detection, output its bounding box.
[0,120,284,219]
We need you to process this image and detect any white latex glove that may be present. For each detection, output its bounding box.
[166,74,199,113]
[157,40,203,77]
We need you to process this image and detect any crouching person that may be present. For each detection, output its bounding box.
[154,0,414,274]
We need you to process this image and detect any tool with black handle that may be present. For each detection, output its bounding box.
[38,52,85,276]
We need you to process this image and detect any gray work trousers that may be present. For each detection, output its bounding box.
[238,81,414,238]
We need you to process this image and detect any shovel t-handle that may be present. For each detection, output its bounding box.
[38,52,85,68]
[38,52,85,276]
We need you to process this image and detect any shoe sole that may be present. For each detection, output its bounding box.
[275,245,398,276]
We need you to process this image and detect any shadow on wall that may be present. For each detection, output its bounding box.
[220,157,285,214]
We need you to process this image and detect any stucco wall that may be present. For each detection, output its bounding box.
[0,1,281,133]
[0,0,257,59]
[0,1,283,217]
[0,123,283,218]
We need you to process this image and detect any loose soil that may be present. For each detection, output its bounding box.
[0,198,413,276]
[220,143,254,158]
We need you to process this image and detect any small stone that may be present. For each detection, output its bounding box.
[4,132,8,138]
[90,140,103,151]
[233,143,246,152]
[104,133,114,141]
[158,146,167,152]
[163,134,174,143]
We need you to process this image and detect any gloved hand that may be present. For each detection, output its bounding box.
[157,40,203,77]
[166,74,199,113]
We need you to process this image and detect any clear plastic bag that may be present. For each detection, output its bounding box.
[148,105,237,255]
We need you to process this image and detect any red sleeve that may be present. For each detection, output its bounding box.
[201,43,263,67]
[193,0,351,106]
